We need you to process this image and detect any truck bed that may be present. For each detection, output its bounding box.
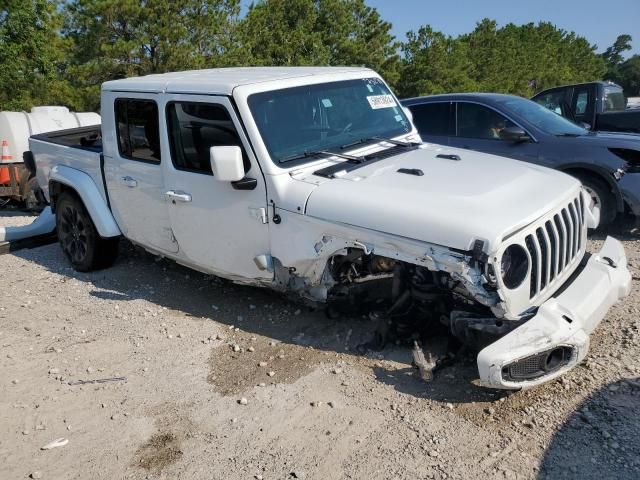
[30,125,103,152]
[596,109,640,134]
[29,125,108,205]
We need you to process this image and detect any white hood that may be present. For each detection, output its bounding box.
[300,145,581,253]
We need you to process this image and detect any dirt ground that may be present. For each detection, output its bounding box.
[0,213,638,480]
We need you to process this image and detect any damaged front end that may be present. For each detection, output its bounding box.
[269,188,629,390]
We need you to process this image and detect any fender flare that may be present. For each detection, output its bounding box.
[558,163,624,212]
[49,165,121,238]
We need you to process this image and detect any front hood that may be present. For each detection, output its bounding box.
[303,145,581,253]
[575,131,640,149]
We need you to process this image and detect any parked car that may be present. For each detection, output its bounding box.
[531,81,640,134]
[29,67,630,390]
[402,93,640,227]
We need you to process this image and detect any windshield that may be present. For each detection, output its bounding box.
[603,85,627,112]
[248,78,412,165]
[496,97,587,136]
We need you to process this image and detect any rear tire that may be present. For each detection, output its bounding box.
[574,174,617,228]
[56,191,119,272]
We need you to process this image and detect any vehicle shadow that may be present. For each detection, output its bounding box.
[537,378,640,480]
[372,353,509,404]
[10,240,509,404]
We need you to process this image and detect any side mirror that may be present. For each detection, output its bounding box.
[580,122,591,131]
[499,126,530,143]
[210,146,244,182]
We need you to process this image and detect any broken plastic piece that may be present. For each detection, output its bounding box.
[41,437,69,450]
[412,341,437,382]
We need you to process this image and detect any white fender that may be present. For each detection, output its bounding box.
[49,165,121,238]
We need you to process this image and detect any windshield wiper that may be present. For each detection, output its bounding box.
[280,150,365,164]
[371,136,421,147]
[555,133,584,137]
[339,136,420,150]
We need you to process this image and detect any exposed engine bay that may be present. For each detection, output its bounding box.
[323,249,519,352]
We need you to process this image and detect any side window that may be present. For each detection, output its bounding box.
[456,102,515,140]
[115,99,161,163]
[166,102,250,175]
[574,90,589,115]
[534,91,565,115]
[408,103,452,137]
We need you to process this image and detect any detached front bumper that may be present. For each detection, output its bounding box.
[478,236,631,390]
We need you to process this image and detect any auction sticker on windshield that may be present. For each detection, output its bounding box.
[367,94,397,110]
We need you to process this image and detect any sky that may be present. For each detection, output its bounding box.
[241,0,640,57]
[366,0,640,57]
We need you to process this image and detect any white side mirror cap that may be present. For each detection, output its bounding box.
[210,146,244,182]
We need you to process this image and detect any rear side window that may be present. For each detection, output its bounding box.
[574,90,589,115]
[603,86,626,112]
[166,102,250,175]
[533,91,566,115]
[408,102,452,136]
[115,99,161,163]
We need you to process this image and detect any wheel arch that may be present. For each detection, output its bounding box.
[558,164,624,212]
[49,166,121,238]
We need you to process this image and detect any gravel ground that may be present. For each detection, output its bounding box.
[0,209,38,228]
[0,217,638,480]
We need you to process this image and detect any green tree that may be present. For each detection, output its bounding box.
[237,0,399,82]
[602,34,632,80]
[618,55,640,96]
[0,0,74,110]
[462,20,605,95]
[397,19,606,98]
[398,26,477,97]
[238,0,328,66]
[315,0,400,84]
[64,0,242,109]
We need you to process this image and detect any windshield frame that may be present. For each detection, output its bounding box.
[245,77,412,168]
[495,96,588,136]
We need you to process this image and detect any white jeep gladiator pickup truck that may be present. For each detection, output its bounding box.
[29,67,631,389]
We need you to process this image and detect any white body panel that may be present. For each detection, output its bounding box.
[478,236,631,389]
[157,94,271,281]
[302,146,580,253]
[101,91,178,252]
[30,67,630,390]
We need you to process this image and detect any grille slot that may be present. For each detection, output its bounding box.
[502,346,574,382]
[525,196,585,299]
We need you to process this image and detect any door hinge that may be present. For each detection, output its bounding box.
[249,207,268,224]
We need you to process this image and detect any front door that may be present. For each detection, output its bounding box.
[102,92,179,253]
[159,94,271,280]
[449,101,539,163]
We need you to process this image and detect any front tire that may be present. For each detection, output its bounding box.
[56,192,119,271]
[575,174,617,228]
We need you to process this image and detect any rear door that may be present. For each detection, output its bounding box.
[449,101,539,162]
[405,101,453,145]
[159,94,271,280]
[571,85,594,127]
[102,92,179,253]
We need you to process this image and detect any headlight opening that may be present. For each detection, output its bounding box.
[501,244,529,289]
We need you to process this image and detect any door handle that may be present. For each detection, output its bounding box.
[120,176,138,188]
[165,190,192,203]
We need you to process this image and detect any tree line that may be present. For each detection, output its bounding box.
[1,0,638,111]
